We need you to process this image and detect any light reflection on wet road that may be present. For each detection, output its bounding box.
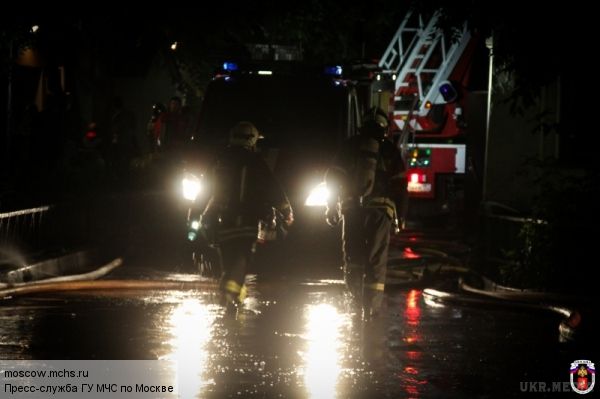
[0,272,588,398]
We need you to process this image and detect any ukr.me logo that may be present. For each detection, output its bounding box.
[570,360,595,395]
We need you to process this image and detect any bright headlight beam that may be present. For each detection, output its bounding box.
[305,182,330,207]
[182,175,202,201]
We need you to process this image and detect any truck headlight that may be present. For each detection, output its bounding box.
[182,173,202,201]
[305,182,330,207]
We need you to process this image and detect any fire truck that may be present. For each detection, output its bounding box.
[367,10,481,219]
[181,59,361,275]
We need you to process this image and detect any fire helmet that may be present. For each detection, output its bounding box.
[229,121,264,149]
[361,107,389,139]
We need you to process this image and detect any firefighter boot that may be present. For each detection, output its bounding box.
[344,264,364,312]
[221,292,239,316]
[221,280,248,316]
[362,283,385,322]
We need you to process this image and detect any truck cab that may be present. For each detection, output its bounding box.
[184,61,361,276]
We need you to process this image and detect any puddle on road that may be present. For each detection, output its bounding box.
[0,277,583,398]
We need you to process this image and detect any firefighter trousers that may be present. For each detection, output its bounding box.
[218,234,255,304]
[342,206,392,315]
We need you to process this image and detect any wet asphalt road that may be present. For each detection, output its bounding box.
[0,264,591,397]
[0,192,595,398]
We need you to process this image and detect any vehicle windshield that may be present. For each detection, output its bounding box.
[196,75,349,150]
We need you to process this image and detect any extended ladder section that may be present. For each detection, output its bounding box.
[379,10,471,132]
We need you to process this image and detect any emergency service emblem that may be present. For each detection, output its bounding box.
[570,360,595,394]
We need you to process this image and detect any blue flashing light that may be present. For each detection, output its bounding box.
[223,62,239,71]
[439,81,457,102]
[325,65,343,76]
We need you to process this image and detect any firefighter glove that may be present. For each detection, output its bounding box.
[279,205,294,227]
[325,205,341,227]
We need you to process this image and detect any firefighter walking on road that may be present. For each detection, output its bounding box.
[201,121,293,313]
[325,107,407,320]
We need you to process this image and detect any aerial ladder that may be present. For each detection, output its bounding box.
[378,10,474,203]
[379,10,471,134]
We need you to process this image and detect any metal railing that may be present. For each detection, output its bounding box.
[0,202,92,267]
[1,206,53,260]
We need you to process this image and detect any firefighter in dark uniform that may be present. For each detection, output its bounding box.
[201,121,293,311]
[325,107,406,320]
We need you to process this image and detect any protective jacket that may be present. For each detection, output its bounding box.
[203,145,291,240]
[325,135,405,217]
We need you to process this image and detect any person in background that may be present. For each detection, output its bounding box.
[159,96,191,156]
[147,102,165,152]
[107,96,136,181]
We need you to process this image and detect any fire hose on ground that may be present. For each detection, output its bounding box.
[384,245,588,343]
[0,248,589,343]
